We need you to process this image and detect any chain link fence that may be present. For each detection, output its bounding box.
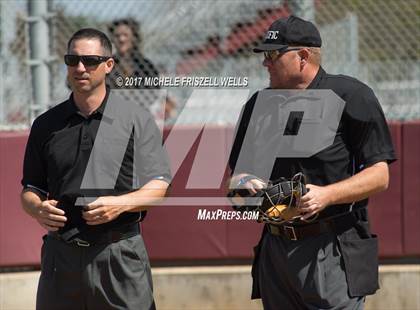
[0,0,419,129]
[0,0,33,129]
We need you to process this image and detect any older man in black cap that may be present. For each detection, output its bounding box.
[228,15,395,309]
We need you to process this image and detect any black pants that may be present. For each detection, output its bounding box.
[258,231,364,310]
[36,234,155,310]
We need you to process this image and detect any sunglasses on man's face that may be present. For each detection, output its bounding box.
[263,48,302,62]
[64,54,111,67]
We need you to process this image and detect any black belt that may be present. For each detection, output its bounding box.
[49,223,140,247]
[268,209,359,241]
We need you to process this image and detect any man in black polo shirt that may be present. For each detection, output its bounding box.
[228,16,395,309]
[21,28,170,310]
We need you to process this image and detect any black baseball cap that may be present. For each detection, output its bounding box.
[253,15,322,53]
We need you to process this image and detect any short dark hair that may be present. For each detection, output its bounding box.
[67,28,112,56]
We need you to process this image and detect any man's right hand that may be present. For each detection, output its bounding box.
[34,200,67,231]
[242,178,266,195]
[229,174,267,196]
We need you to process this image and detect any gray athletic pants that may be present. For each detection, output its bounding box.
[36,233,155,310]
[258,231,364,310]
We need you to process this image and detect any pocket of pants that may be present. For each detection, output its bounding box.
[337,234,379,297]
[40,235,55,279]
[120,235,150,268]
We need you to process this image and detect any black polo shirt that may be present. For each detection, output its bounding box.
[229,67,396,218]
[22,88,171,234]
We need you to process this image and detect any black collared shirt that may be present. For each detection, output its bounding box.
[22,88,171,234]
[229,67,396,218]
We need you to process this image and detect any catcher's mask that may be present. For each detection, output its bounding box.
[228,172,317,225]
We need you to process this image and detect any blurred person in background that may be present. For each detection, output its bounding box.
[108,18,177,122]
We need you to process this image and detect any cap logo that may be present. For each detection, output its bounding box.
[266,31,279,40]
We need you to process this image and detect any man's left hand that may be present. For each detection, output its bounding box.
[299,184,332,220]
[82,196,127,225]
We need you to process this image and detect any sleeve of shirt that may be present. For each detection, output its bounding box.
[21,118,49,195]
[344,85,397,169]
[134,112,171,188]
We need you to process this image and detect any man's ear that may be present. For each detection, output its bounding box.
[105,58,114,74]
[297,49,310,69]
[297,49,310,63]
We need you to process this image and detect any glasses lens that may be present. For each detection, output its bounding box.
[64,55,107,66]
[64,55,80,66]
[81,56,103,66]
[264,51,278,61]
[263,49,300,61]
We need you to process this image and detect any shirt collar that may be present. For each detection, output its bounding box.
[306,66,325,89]
[65,86,110,120]
[61,95,79,120]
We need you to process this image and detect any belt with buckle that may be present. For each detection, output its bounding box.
[267,214,356,241]
[268,211,358,241]
[268,221,333,241]
[48,223,140,247]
